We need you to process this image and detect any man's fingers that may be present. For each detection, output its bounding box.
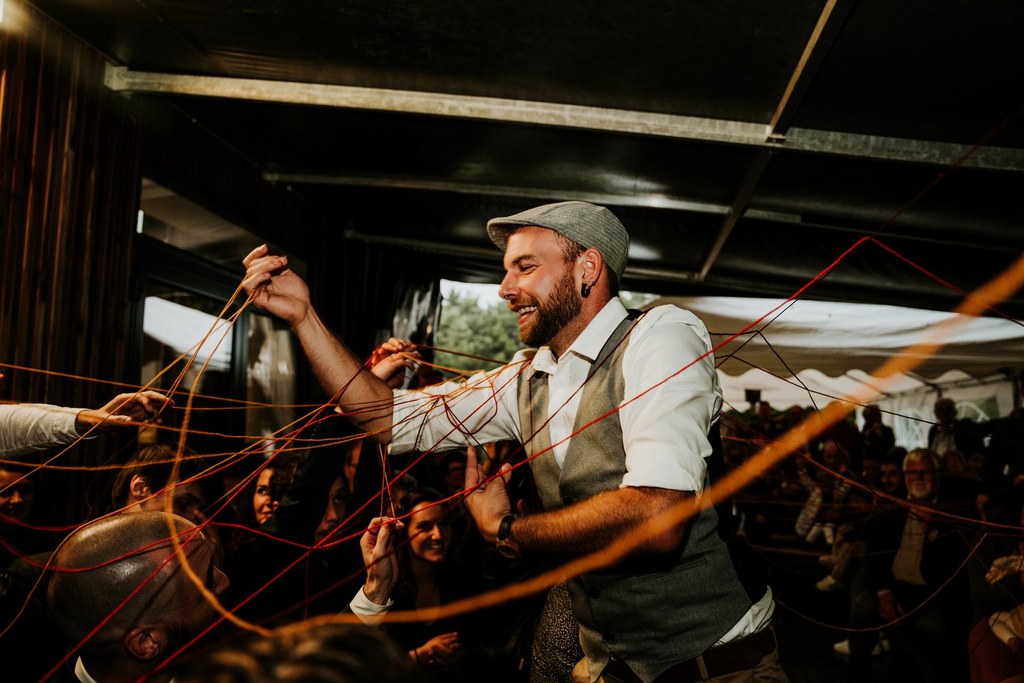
[464,446,481,490]
[375,521,394,554]
[499,462,513,486]
[138,390,169,402]
[241,243,268,268]
[242,255,288,292]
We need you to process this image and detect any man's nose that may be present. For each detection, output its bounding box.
[498,272,517,301]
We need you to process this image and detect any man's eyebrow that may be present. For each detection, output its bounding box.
[509,254,537,267]
[177,493,204,507]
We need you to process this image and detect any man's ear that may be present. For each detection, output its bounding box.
[128,475,152,503]
[123,624,169,662]
[580,247,604,285]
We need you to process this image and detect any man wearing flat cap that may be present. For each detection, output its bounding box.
[242,201,786,683]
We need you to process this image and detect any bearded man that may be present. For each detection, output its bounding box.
[847,448,974,682]
[242,201,785,683]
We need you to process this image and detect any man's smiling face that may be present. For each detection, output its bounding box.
[498,226,583,350]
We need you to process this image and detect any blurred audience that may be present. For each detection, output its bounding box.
[176,621,415,683]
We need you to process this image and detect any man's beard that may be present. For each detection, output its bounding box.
[522,270,581,347]
[908,481,935,501]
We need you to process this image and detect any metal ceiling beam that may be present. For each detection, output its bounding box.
[701,0,853,280]
[767,0,856,140]
[699,151,776,281]
[105,65,1024,172]
[343,230,701,283]
[264,173,742,217]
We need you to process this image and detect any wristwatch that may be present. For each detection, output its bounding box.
[495,514,522,559]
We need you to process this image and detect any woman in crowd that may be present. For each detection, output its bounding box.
[386,486,471,681]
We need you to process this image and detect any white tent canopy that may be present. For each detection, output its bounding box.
[651,296,1023,380]
[649,296,1022,444]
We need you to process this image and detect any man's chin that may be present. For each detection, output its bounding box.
[909,487,934,501]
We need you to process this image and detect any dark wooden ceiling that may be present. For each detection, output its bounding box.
[27,0,1024,317]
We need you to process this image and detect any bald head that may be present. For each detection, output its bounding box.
[47,511,227,659]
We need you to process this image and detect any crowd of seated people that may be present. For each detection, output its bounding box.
[727,396,1024,682]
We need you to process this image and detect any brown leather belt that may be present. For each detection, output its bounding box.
[602,627,778,683]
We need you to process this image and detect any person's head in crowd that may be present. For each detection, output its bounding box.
[438,450,467,496]
[966,450,988,483]
[861,452,882,488]
[396,488,453,583]
[252,465,278,526]
[175,621,414,683]
[313,474,349,547]
[343,441,361,495]
[820,441,849,474]
[942,449,967,477]
[47,511,229,683]
[0,461,35,524]
[112,442,216,525]
[861,404,883,427]
[251,452,301,527]
[880,447,907,497]
[903,448,941,502]
[780,405,810,432]
[934,397,957,427]
[389,473,418,514]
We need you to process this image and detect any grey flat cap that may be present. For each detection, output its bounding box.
[486,201,630,281]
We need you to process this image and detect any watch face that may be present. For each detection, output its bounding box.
[496,541,519,559]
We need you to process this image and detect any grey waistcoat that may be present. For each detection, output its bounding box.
[518,312,754,683]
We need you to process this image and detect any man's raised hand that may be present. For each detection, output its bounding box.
[241,244,312,326]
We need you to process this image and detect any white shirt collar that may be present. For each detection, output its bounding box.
[531,297,628,376]
[75,658,100,683]
[76,656,176,683]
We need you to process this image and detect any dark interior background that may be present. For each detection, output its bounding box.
[21,0,1024,321]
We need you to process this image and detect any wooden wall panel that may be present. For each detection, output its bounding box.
[1,4,140,409]
[0,5,142,522]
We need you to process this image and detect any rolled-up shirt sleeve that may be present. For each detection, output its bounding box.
[348,585,393,628]
[618,307,723,494]
[389,356,527,455]
[0,403,84,458]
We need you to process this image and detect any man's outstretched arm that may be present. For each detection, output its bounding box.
[242,245,396,440]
